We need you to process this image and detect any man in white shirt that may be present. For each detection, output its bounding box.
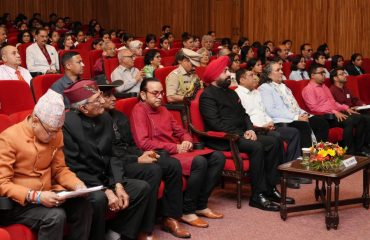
[0,45,32,85]
[26,28,59,75]
[235,68,301,188]
[111,49,144,95]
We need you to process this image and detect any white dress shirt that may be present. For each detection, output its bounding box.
[26,43,59,74]
[111,65,141,93]
[0,64,32,85]
[235,85,273,127]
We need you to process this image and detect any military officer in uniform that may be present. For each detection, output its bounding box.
[166,48,202,103]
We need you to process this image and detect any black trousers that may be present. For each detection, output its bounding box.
[362,113,370,146]
[272,127,301,163]
[237,135,281,199]
[0,197,92,240]
[183,151,225,214]
[87,179,150,240]
[124,163,162,233]
[328,114,366,154]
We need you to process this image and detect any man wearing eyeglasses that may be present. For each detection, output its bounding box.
[0,89,92,240]
[111,48,145,96]
[300,43,313,61]
[62,80,151,240]
[302,65,369,156]
[93,40,116,76]
[166,48,202,103]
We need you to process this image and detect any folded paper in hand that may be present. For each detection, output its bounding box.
[355,105,370,111]
[57,185,105,199]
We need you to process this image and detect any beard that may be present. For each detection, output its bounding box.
[216,77,232,89]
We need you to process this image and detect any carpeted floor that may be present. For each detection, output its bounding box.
[154,171,370,240]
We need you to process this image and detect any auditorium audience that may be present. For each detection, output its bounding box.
[93,40,116,76]
[240,45,254,63]
[247,58,263,79]
[145,33,157,50]
[91,38,103,50]
[275,44,289,62]
[300,43,313,61]
[0,45,32,84]
[0,89,93,240]
[201,35,213,55]
[289,55,310,80]
[182,32,194,50]
[199,56,295,211]
[131,78,225,231]
[345,53,365,76]
[129,40,143,57]
[57,33,74,51]
[282,39,293,55]
[302,64,369,156]
[112,48,144,95]
[48,30,60,47]
[16,30,33,48]
[311,51,330,78]
[0,26,7,48]
[62,80,150,240]
[142,49,163,78]
[166,48,201,103]
[26,28,59,75]
[317,43,330,60]
[160,36,170,51]
[228,52,241,86]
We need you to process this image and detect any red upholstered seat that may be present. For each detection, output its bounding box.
[59,49,91,79]
[0,114,12,132]
[0,80,35,115]
[163,48,180,57]
[89,49,103,77]
[17,42,32,68]
[345,75,360,98]
[195,66,206,81]
[305,60,313,71]
[3,224,36,240]
[30,74,63,102]
[75,42,91,51]
[361,58,370,74]
[115,97,139,117]
[103,57,119,82]
[134,56,145,70]
[9,109,33,124]
[0,228,11,240]
[282,62,292,79]
[356,74,370,104]
[172,41,183,49]
[186,89,250,208]
[154,66,177,104]
[161,56,176,67]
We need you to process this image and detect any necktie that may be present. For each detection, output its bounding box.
[300,71,305,80]
[15,70,26,82]
[39,45,52,65]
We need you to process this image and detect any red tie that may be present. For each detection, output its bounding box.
[39,45,52,65]
[15,70,26,82]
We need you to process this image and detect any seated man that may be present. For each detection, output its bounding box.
[259,61,329,148]
[111,48,144,96]
[0,89,92,240]
[93,40,116,76]
[199,56,295,211]
[50,51,84,107]
[235,68,301,188]
[0,45,32,85]
[131,78,225,229]
[201,35,213,56]
[166,48,202,103]
[62,80,150,240]
[329,67,370,148]
[26,28,59,75]
[98,80,190,239]
[302,65,369,156]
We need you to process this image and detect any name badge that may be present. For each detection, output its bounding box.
[346,94,351,99]
[342,156,357,168]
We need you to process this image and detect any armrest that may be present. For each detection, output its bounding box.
[165,103,186,111]
[0,197,13,210]
[189,123,240,141]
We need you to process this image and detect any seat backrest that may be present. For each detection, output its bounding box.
[89,49,103,77]
[305,60,313,71]
[9,109,33,124]
[161,56,176,67]
[324,60,332,71]
[356,74,370,104]
[103,57,119,82]
[115,97,139,117]
[172,41,183,49]
[345,75,360,97]
[284,80,310,112]
[282,62,292,79]
[30,74,63,102]
[134,56,145,70]
[75,42,92,51]
[187,89,205,132]
[195,66,206,81]
[0,114,12,133]
[362,58,370,74]
[17,42,32,68]
[0,80,35,115]
[59,49,91,79]
[165,48,180,57]
[154,66,177,103]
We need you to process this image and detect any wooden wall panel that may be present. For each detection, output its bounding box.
[1,0,369,58]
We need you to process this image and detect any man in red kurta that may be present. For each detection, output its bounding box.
[131,78,225,230]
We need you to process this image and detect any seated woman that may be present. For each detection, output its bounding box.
[160,37,170,51]
[91,38,103,50]
[345,53,365,76]
[142,49,163,78]
[145,33,157,50]
[197,47,210,67]
[240,45,254,63]
[16,30,33,48]
[48,30,60,49]
[165,32,175,49]
[247,58,263,80]
[57,33,75,51]
[228,53,240,86]
[289,55,309,80]
[331,54,348,75]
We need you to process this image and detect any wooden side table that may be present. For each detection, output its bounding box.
[278,156,370,230]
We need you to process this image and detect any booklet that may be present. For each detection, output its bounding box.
[355,105,370,111]
[57,185,105,199]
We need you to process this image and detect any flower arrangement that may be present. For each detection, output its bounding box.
[305,142,347,171]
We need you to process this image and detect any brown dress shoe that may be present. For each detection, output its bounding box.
[196,210,224,219]
[180,217,209,228]
[137,232,157,240]
[162,217,191,238]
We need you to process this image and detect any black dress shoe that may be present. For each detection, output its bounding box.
[249,194,280,211]
[287,178,300,189]
[267,188,295,205]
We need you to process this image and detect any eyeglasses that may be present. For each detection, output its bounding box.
[35,114,59,136]
[146,90,165,98]
[314,71,325,75]
[85,91,103,105]
[306,49,313,52]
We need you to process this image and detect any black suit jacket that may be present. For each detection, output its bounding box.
[345,63,365,76]
[63,111,124,188]
[199,85,253,150]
